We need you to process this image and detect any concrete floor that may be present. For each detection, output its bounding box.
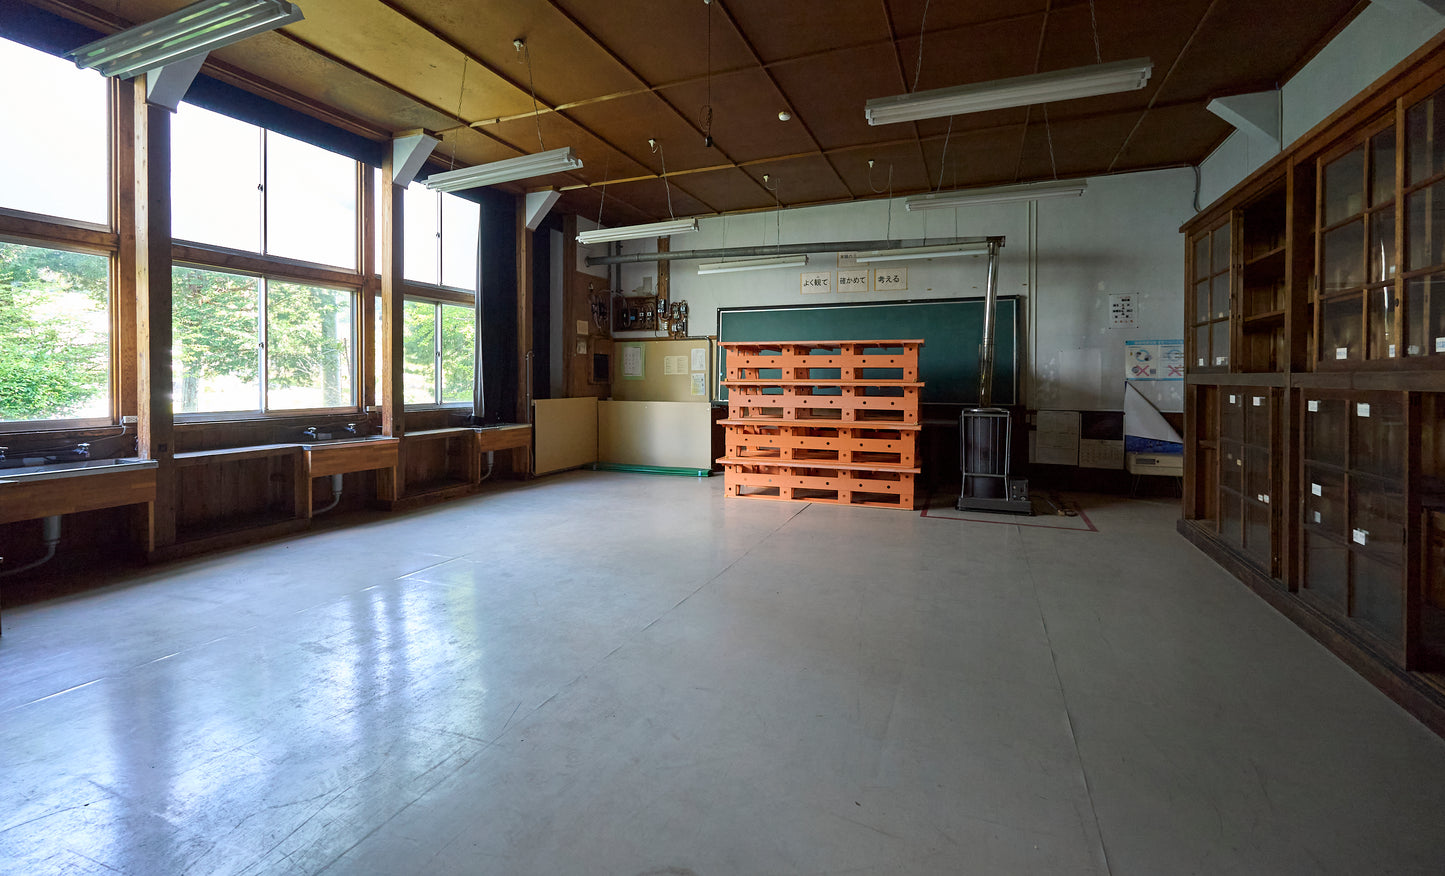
[2,471,1445,875]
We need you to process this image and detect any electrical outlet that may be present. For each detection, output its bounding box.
[121,415,138,424]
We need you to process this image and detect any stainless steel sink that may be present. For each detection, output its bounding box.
[0,457,159,483]
[297,435,397,449]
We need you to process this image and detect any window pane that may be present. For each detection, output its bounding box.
[1321,293,1362,363]
[1367,284,1399,359]
[1406,181,1445,271]
[1407,87,1445,187]
[0,242,110,422]
[1211,224,1230,274]
[403,299,436,404]
[403,185,440,285]
[441,194,479,291]
[265,133,357,269]
[440,303,475,403]
[1323,146,1365,225]
[1371,128,1396,207]
[173,104,262,251]
[173,266,260,413]
[1322,219,1364,293]
[0,38,108,225]
[266,281,355,410]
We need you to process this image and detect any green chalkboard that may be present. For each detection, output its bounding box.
[716,297,1020,406]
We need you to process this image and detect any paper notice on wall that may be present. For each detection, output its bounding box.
[1125,339,1185,380]
[1079,439,1124,469]
[690,347,707,372]
[621,344,644,380]
[1109,293,1137,329]
[663,355,679,375]
[1034,410,1081,466]
[690,373,707,396]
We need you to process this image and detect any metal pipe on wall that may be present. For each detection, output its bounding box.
[586,236,1001,267]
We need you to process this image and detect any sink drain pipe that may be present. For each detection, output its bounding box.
[0,515,62,577]
[313,474,344,515]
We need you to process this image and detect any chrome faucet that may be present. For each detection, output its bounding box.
[344,423,359,436]
[74,443,91,459]
[301,427,319,441]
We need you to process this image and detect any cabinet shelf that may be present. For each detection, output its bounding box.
[1244,309,1286,326]
[1243,245,1287,272]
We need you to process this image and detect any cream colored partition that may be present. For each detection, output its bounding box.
[532,397,598,475]
[597,401,713,470]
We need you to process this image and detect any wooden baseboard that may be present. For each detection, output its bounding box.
[151,517,311,563]
[1178,518,1445,739]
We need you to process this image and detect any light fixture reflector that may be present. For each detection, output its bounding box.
[578,218,699,245]
[853,244,990,264]
[865,57,1152,125]
[905,180,1087,211]
[697,255,809,274]
[68,0,304,79]
[423,147,584,192]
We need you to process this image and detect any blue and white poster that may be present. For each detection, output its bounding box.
[1125,339,1185,381]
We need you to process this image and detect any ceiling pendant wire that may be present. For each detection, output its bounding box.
[700,0,714,145]
[910,0,932,92]
[1044,104,1059,180]
[653,139,677,220]
[1088,0,1104,64]
[595,153,611,228]
[448,56,470,173]
[934,114,954,192]
[518,39,546,151]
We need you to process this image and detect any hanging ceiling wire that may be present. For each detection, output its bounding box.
[1088,0,1104,64]
[910,0,933,92]
[700,0,714,147]
[934,115,954,192]
[516,38,546,151]
[447,56,470,173]
[594,153,611,228]
[1044,104,1059,180]
[866,158,894,195]
[763,173,783,246]
[652,138,677,219]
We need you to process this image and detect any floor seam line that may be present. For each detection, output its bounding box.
[1024,538,1116,876]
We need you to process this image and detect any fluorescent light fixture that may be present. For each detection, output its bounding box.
[865,57,1152,125]
[854,243,990,264]
[577,218,699,245]
[906,179,1088,211]
[68,0,304,79]
[697,255,809,275]
[423,147,583,192]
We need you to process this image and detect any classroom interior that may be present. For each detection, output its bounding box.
[3,1,1445,873]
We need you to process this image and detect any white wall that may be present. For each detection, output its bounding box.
[606,168,1195,413]
[1199,1,1445,205]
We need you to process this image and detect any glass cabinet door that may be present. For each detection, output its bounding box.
[1318,123,1398,365]
[1189,221,1232,370]
[1404,86,1445,358]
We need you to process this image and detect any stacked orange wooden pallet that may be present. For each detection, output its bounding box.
[717,339,923,510]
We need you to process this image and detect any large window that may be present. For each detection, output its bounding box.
[0,242,110,424]
[384,299,475,406]
[373,174,480,291]
[173,104,357,270]
[0,38,108,225]
[173,266,356,415]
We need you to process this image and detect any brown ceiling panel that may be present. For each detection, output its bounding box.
[657,69,818,165]
[833,140,937,199]
[668,168,777,215]
[564,92,719,176]
[1010,112,1146,182]
[896,13,1049,94]
[1153,0,1361,103]
[386,0,640,105]
[587,176,717,222]
[558,186,653,228]
[1107,104,1231,172]
[740,155,854,208]
[554,0,755,84]
[725,0,887,64]
[479,111,653,186]
[770,43,911,150]
[916,126,1034,193]
[885,0,1050,36]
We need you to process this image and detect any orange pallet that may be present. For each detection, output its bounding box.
[719,462,917,510]
[718,339,922,511]
[723,339,922,383]
[721,422,918,466]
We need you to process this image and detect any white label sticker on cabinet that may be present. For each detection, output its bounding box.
[1258,494,1271,504]
[1315,511,1322,523]
[1215,356,1228,365]
[1353,528,1369,545]
[1308,400,1320,412]
[1198,357,1206,366]
[1437,337,1445,353]
[1336,347,1349,360]
[1253,396,1264,406]
[1357,403,1371,418]
[1389,344,1397,358]
[1229,394,1237,404]
[1410,345,1422,355]
[1312,483,1323,496]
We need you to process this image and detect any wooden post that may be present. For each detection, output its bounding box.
[516,198,533,424]
[359,165,378,413]
[378,151,405,500]
[132,77,176,552]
